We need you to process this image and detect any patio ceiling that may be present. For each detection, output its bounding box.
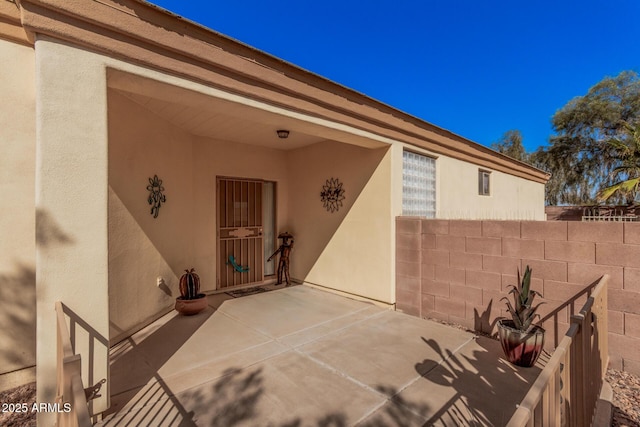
[108,70,388,151]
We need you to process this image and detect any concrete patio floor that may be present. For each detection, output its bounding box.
[99,285,543,426]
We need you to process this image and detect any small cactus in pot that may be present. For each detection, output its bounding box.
[175,268,207,315]
[179,268,202,300]
[497,266,546,367]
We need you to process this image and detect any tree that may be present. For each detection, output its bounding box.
[530,149,576,206]
[491,130,529,163]
[490,130,561,203]
[597,122,640,201]
[537,71,640,205]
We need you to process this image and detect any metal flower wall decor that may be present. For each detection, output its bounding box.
[147,175,166,218]
[320,177,345,213]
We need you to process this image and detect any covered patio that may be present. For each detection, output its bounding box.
[100,285,542,426]
[106,67,396,345]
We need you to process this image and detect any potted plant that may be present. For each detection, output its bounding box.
[497,265,545,367]
[174,268,208,315]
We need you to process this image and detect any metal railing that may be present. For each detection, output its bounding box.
[55,301,92,427]
[582,207,638,222]
[506,275,609,427]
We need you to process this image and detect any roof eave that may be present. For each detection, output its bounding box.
[16,0,549,183]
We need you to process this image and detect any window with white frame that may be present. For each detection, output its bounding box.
[478,169,491,196]
[402,150,436,217]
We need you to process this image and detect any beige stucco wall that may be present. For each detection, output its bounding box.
[35,37,111,421]
[0,38,36,381]
[402,145,546,220]
[287,141,394,303]
[108,90,195,341]
[108,90,290,341]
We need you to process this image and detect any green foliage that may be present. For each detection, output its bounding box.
[540,71,640,205]
[491,130,529,163]
[597,122,640,202]
[502,266,543,333]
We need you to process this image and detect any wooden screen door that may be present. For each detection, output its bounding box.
[217,178,264,289]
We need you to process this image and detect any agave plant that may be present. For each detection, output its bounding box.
[502,266,543,333]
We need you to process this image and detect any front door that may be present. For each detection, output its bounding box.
[217,178,264,288]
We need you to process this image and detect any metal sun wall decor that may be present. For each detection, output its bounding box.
[147,175,166,218]
[320,177,345,213]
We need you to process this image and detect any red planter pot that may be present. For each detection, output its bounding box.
[175,294,208,315]
[497,319,545,367]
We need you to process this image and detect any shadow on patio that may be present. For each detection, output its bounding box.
[104,306,216,424]
[414,337,547,426]
[100,286,542,426]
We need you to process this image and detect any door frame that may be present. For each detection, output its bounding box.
[215,176,277,290]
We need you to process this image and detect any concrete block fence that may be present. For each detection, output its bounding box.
[396,217,640,374]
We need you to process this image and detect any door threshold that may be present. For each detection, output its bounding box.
[207,278,279,295]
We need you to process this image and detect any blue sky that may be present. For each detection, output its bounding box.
[150,0,640,152]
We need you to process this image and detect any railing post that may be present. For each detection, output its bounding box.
[71,373,92,427]
[556,356,571,427]
[56,308,63,404]
[596,281,609,378]
[55,302,92,427]
[570,313,585,427]
[588,311,597,424]
[549,364,557,426]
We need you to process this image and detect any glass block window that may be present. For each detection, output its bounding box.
[403,150,436,217]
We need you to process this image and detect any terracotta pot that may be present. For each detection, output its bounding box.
[175,294,208,315]
[497,319,545,367]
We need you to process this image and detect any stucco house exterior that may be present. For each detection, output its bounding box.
[0,0,548,423]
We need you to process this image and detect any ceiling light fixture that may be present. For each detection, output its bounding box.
[276,129,290,139]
